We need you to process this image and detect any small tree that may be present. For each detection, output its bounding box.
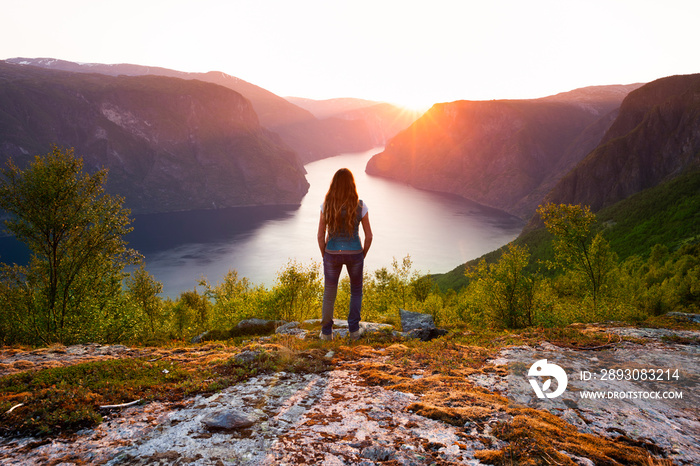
[201,270,261,328]
[411,275,433,303]
[537,203,617,308]
[392,255,417,309]
[370,267,395,315]
[125,264,164,336]
[467,243,535,328]
[0,146,140,344]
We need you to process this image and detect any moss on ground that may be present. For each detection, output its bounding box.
[0,339,330,437]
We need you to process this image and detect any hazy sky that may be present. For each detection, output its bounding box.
[2,0,698,109]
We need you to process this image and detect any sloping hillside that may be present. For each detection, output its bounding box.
[366,85,641,219]
[6,58,376,162]
[542,74,700,212]
[431,76,700,290]
[0,62,309,214]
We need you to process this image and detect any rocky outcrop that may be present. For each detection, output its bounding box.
[366,84,641,219]
[275,319,394,340]
[486,325,699,465]
[0,62,309,214]
[399,309,448,341]
[3,325,695,465]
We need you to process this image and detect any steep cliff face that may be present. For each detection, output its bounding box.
[0,62,309,214]
[543,74,700,212]
[6,58,376,163]
[366,85,639,219]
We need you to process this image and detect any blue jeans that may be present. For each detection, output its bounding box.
[321,252,364,335]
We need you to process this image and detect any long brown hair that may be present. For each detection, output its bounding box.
[323,168,359,235]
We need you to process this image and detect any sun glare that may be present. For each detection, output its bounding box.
[394,99,433,115]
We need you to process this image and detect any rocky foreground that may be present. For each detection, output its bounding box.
[0,318,698,465]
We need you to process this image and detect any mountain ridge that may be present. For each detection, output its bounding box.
[282,96,424,149]
[0,61,309,214]
[284,96,384,119]
[366,83,641,219]
[427,74,700,290]
[6,58,393,163]
[541,73,700,214]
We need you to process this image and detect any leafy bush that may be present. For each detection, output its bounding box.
[267,260,322,323]
[465,244,536,328]
[202,270,266,328]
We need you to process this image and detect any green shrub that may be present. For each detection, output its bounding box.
[465,243,536,329]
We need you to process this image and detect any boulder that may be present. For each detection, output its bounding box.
[191,331,211,344]
[400,309,434,331]
[201,410,255,432]
[275,321,308,339]
[399,309,448,341]
[236,318,286,335]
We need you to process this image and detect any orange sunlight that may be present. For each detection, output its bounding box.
[395,100,433,115]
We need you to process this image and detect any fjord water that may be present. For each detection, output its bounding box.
[126,148,523,296]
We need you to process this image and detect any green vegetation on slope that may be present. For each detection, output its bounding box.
[433,170,700,291]
[600,169,700,258]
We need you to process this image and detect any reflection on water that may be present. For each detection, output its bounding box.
[129,205,298,255]
[0,148,525,297]
[130,148,524,296]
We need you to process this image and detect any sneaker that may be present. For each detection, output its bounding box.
[319,331,333,341]
[349,328,365,341]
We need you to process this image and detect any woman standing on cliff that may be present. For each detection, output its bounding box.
[317,168,373,340]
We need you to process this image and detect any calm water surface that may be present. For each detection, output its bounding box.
[0,148,524,297]
[128,148,523,296]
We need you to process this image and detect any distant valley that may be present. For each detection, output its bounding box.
[0,58,422,216]
[6,58,417,163]
[2,57,698,232]
[286,96,423,150]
